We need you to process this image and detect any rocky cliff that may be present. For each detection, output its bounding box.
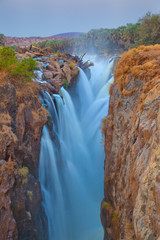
[0,81,48,240]
[101,45,160,240]
[0,48,88,239]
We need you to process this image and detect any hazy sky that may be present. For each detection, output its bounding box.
[0,0,160,37]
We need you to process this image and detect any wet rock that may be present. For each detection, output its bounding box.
[62,65,72,84]
[50,74,64,91]
[46,64,56,71]
[41,83,58,95]
[43,70,54,80]
[50,61,60,71]
[37,62,44,69]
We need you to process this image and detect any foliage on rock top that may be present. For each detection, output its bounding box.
[110,44,160,98]
[0,47,38,82]
[0,47,40,101]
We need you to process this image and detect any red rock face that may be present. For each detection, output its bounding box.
[101,45,160,240]
[0,83,48,240]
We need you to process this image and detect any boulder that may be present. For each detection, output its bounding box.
[43,71,53,80]
[46,64,56,71]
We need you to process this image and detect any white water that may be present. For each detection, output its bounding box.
[39,57,114,240]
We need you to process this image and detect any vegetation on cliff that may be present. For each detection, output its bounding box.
[0,47,38,81]
[0,46,40,101]
[110,44,160,101]
[0,34,5,46]
[35,12,160,55]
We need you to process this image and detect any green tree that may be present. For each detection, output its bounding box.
[137,12,160,45]
[0,34,5,46]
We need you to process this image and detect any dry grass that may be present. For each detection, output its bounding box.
[123,217,135,240]
[0,69,39,103]
[0,113,11,125]
[15,81,39,102]
[0,125,17,144]
[110,45,160,96]
[0,155,17,182]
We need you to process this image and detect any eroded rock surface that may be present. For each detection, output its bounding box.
[0,83,48,240]
[101,45,160,240]
[0,50,92,239]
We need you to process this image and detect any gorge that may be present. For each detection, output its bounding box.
[38,56,114,240]
[1,44,160,240]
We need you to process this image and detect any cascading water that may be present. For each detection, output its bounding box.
[39,56,114,240]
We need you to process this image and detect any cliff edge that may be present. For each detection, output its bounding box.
[101,45,160,240]
[0,47,86,239]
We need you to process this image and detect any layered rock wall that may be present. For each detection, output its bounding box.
[0,83,48,240]
[101,45,160,240]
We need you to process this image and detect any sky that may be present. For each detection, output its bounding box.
[0,0,160,37]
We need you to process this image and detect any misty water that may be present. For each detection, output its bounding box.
[39,56,114,240]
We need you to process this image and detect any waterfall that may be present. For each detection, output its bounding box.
[39,57,114,240]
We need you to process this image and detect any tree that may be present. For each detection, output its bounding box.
[137,12,160,45]
[0,34,5,46]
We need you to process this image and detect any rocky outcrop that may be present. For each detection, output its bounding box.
[0,82,48,240]
[101,45,160,240]
[16,47,93,94]
[35,52,92,92]
[0,49,92,239]
[41,56,79,92]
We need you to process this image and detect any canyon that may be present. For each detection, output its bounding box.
[0,50,86,240]
[0,44,160,240]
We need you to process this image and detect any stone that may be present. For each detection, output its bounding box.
[43,71,53,80]
[46,64,56,71]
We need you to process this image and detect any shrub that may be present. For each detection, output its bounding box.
[26,211,31,219]
[101,200,113,212]
[18,166,29,184]
[0,34,5,46]
[11,45,18,52]
[9,57,38,82]
[105,177,111,183]
[70,61,76,69]
[63,78,69,89]
[18,166,29,177]
[27,190,33,201]
[102,117,107,124]
[0,47,17,68]
[0,47,38,82]
[112,210,120,224]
